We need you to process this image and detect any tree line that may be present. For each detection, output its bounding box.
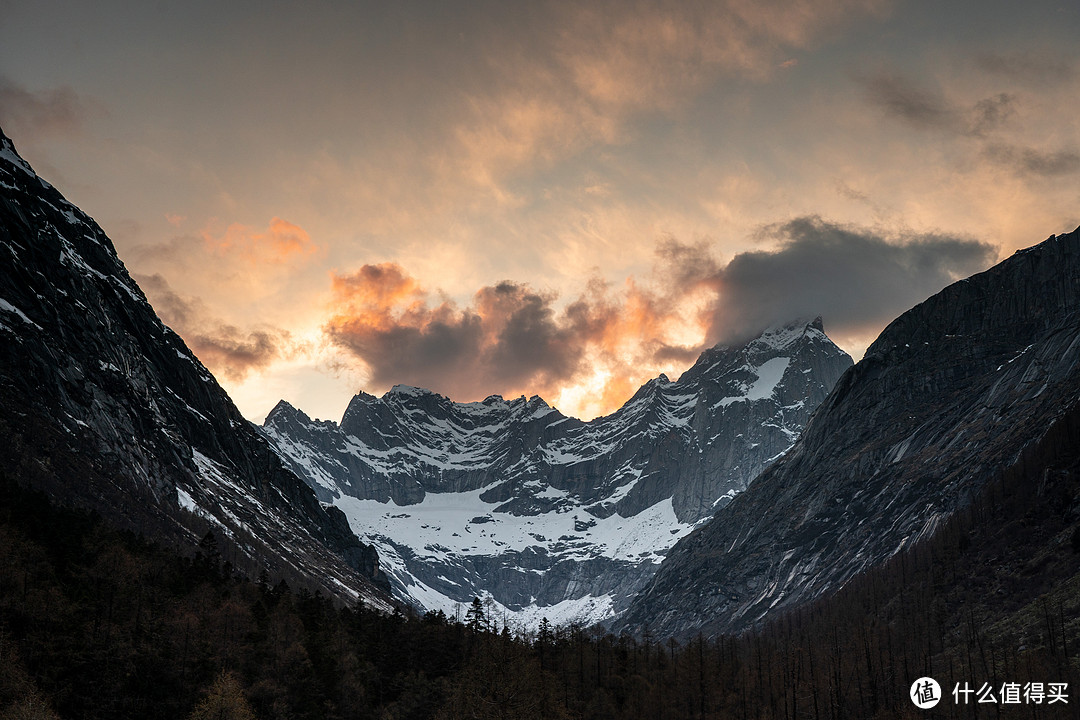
[2,426,1079,720]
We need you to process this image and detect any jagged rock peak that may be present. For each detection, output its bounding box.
[0,130,36,177]
[338,384,556,422]
[337,390,379,422]
[679,316,835,385]
[740,316,828,353]
[753,316,826,348]
[264,399,306,424]
[386,383,435,398]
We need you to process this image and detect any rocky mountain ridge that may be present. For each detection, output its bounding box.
[616,227,1080,638]
[0,128,393,609]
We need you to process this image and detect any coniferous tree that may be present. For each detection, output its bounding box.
[465,597,486,633]
[187,671,255,720]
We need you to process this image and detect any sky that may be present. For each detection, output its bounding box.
[2,0,1078,423]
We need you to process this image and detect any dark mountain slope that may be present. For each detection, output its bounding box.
[618,228,1080,638]
[0,128,392,607]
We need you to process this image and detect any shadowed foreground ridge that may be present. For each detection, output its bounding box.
[0,127,393,607]
[618,227,1080,638]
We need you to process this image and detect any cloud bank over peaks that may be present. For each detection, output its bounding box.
[323,217,996,417]
[707,216,997,346]
[324,264,599,403]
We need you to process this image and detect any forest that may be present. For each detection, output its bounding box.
[2,433,1079,720]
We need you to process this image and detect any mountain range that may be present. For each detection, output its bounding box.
[261,320,852,624]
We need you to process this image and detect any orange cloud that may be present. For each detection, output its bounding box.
[595,373,640,416]
[446,0,888,198]
[329,262,424,314]
[135,273,303,382]
[202,217,318,265]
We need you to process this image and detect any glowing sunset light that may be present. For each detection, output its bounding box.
[202,217,320,265]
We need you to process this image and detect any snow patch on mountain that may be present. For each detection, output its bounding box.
[0,140,34,177]
[0,298,41,330]
[716,356,791,407]
[336,490,696,567]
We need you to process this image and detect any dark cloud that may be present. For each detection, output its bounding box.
[983,143,1080,177]
[653,236,723,288]
[0,76,98,140]
[859,73,957,131]
[834,180,870,203]
[858,70,1080,181]
[135,273,294,382]
[324,266,602,400]
[705,217,997,344]
[858,72,1015,137]
[477,282,584,385]
[976,53,1075,84]
[650,343,702,364]
[968,93,1016,136]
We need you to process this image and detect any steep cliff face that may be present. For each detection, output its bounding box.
[263,320,852,624]
[0,129,392,608]
[617,229,1080,638]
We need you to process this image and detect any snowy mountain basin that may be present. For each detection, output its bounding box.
[335,489,702,627]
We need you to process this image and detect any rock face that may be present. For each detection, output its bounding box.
[616,228,1080,638]
[262,320,852,625]
[0,128,393,608]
